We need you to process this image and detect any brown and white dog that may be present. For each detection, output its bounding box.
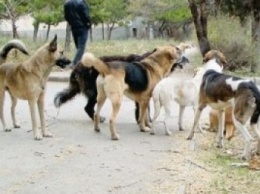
[81,46,185,140]
[209,106,235,140]
[187,50,260,160]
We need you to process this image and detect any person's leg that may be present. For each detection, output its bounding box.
[73,29,88,66]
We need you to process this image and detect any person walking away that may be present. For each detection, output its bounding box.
[64,0,91,67]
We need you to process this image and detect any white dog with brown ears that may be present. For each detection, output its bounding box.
[187,50,260,160]
[150,66,205,135]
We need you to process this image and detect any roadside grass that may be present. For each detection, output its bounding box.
[195,133,260,194]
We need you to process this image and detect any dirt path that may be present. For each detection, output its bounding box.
[1,79,260,194]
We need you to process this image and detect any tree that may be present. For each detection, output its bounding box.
[102,0,129,40]
[128,0,192,39]
[188,0,211,56]
[89,0,107,40]
[0,0,30,38]
[30,0,63,42]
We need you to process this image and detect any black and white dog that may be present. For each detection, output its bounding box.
[187,50,260,160]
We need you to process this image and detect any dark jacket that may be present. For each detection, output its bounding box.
[64,0,91,30]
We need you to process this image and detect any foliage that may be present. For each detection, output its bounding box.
[0,0,29,19]
[128,0,191,23]
[30,0,63,26]
[208,14,254,71]
[220,0,252,23]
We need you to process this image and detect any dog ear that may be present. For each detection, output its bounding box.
[49,34,57,52]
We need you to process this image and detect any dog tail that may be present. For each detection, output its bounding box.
[54,72,81,108]
[81,52,110,75]
[0,39,29,65]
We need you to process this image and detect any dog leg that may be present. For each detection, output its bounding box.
[164,106,172,136]
[233,117,253,160]
[28,100,42,140]
[225,124,235,140]
[193,106,204,133]
[139,100,150,132]
[0,90,10,132]
[216,110,225,148]
[150,97,161,135]
[178,105,185,131]
[85,95,106,123]
[94,88,107,132]
[38,93,52,138]
[251,123,260,140]
[251,124,260,155]
[109,93,123,140]
[187,104,205,140]
[10,95,20,128]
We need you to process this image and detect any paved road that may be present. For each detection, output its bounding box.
[0,81,209,194]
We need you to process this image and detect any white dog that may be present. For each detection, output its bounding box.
[150,67,205,135]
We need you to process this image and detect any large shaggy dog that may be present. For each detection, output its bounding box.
[81,45,185,140]
[187,50,260,160]
[0,35,71,140]
[54,52,153,123]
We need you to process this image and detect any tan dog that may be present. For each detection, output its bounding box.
[0,35,71,140]
[209,106,235,140]
[81,46,185,140]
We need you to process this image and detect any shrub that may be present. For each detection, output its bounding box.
[207,14,255,72]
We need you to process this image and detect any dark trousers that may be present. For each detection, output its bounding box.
[71,27,88,66]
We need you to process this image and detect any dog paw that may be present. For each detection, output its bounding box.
[140,127,151,132]
[241,154,251,161]
[215,142,224,148]
[34,134,43,140]
[166,131,172,136]
[94,127,100,132]
[100,116,106,123]
[111,134,120,140]
[14,124,20,128]
[186,133,194,140]
[43,131,53,138]
[179,127,184,131]
[4,128,12,132]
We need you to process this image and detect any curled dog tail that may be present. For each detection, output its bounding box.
[81,52,110,75]
[54,72,81,108]
[0,39,29,65]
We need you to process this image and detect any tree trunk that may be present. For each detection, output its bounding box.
[107,23,115,40]
[251,0,260,72]
[102,23,105,40]
[65,23,71,52]
[33,21,39,42]
[188,0,211,56]
[89,26,93,42]
[45,24,51,42]
[11,18,18,38]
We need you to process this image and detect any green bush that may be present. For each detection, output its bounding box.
[207,14,255,72]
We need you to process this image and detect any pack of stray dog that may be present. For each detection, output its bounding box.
[2,37,260,161]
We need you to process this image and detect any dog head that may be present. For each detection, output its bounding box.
[203,50,227,72]
[146,45,188,75]
[47,35,71,68]
[170,55,190,72]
